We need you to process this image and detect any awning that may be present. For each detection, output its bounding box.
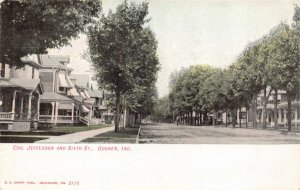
[85,98,95,105]
[81,105,90,113]
[58,103,73,110]
[65,76,74,87]
[58,73,69,87]
[79,91,86,98]
[68,87,79,96]
[83,90,90,99]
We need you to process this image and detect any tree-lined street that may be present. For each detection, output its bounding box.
[139,123,300,144]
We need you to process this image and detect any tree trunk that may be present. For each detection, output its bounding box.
[274,89,278,130]
[200,112,202,125]
[189,110,192,125]
[262,88,267,129]
[253,98,257,128]
[204,112,207,124]
[225,110,228,127]
[115,90,121,132]
[287,92,292,132]
[232,109,237,128]
[239,107,242,128]
[212,111,216,125]
[246,109,248,128]
[262,88,273,129]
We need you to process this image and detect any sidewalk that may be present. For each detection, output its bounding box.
[35,126,115,143]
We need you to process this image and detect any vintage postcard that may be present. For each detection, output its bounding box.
[0,0,300,189]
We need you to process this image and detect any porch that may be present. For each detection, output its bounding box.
[0,85,40,131]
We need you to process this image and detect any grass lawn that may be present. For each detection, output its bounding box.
[0,136,47,143]
[0,124,112,136]
[81,126,139,143]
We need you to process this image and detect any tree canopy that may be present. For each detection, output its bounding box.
[0,0,101,67]
[87,1,159,132]
[167,5,300,130]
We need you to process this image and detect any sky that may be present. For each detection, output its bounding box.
[49,0,299,97]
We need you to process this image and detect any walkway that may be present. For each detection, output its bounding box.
[35,126,115,143]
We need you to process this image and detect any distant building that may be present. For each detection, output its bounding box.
[220,87,300,128]
[70,74,114,124]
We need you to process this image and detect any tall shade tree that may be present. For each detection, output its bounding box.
[87,1,159,132]
[268,23,299,131]
[0,0,101,67]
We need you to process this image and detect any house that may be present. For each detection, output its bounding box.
[254,88,300,128]
[220,87,300,128]
[0,56,43,131]
[38,55,81,125]
[70,74,114,124]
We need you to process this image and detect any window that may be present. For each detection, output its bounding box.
[0,63,5,78]
[59,87,66,92]
[32,67,35,79]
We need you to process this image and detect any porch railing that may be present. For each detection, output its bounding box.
[39,115,79,123]
[0,112,14,121]
[14,113,38,121]
[79,116,90,126]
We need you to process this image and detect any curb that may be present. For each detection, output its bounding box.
[135,124,142,144]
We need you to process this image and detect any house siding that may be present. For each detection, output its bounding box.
[40,71,54,92]
[10,65,40,79]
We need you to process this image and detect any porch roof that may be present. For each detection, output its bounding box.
[278,101,300,108]
[0,80,18,87]
[40,92,74,102]
[10,78,40,91]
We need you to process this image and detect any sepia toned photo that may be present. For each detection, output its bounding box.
[0,0,300,189]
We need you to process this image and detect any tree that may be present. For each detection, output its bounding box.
[0,0,101,67]
[150,96,172,123]
[267,23,299,131]
[87,1,159,132]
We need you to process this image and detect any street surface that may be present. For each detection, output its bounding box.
[138,123,300,144]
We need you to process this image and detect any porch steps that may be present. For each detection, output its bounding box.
[79,116,90,126]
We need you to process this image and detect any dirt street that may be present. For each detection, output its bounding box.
[138,123,300,144]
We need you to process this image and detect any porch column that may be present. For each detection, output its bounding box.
[295,108,298,123]
[55,102,59,124]
[278,109,282,124]
[89,106,92,119]
[51,102,55,121]
[71,103,74,122]
[11,90,17,120]
[20,96,24,118]
[27,93,33,120]
[237,109,240,124]
[37,94,40,120]
[284,109,287,127]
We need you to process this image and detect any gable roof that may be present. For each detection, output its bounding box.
[70,74,90,88]
[39,55,72,70]
[87,89,104,98]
